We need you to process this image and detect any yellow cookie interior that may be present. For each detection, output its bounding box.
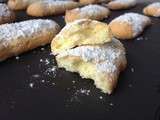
[51,19,112,54]
[56,56,115,94]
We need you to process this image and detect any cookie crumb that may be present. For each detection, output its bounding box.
[99,96,103,99]
[29,83,34,88]
[131,67,134,72]
[32,74,40,78]
[15,56,20,60]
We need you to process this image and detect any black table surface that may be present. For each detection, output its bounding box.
[0,1,160,120]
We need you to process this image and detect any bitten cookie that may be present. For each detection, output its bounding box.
[51,19,112,55]
[107,0,137,10]
[143,2,160,17]
[27,1,80,17]
[55,38,127,94]
[65,5,110,23]
[109,13,151,40]
[0,19,60,61]
[80,0,111,5]
[0,3,15,25]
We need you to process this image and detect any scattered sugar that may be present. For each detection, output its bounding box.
[72,80,76,84]
[109,102,114,106]
[41,80,45,83]
[32,74,40,78]
[29,83,34,88]
[111,13,151,37]
[99,96,103,99]
[15,56,20,60]
[131,67,134,72]
[136,36,143,41]
[41,47,45,51]
[52,83,56,85]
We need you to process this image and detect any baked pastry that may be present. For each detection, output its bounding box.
[27,1,80,17]
[80,0,111,5]
[143,2,160,17]
[107,0,137,10]
[0,3,15,25]
[0,19,60,61]
[55,38,127,94]
[51,19,112,55]
[109,13,151,40]
[8,0,76,10]
[65,5,110,23]
[8,0,39,10]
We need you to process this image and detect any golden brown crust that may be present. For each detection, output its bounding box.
[143,3,160,17]
[0,19,60,61]
[8,0,38,10]
[65,5,110,23]
[109,21,133,40]
[27,1,80,17]
[107,0,137,10]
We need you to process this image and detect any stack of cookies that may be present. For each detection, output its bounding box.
[51,19,127,94]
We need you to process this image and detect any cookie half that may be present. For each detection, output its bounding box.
[51,19,113,55]
[56,39,127,94]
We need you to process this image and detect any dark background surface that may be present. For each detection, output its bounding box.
[0,0,160,120]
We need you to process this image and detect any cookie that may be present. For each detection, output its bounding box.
[8,0,38,10]
[143,2,160,17]
[51,19,112,55]
[80,0,111,5]
[65,5,110,23]
[107,0,137,10]
[0,3,15,25]
[27,1,80,17]
[8,0,76,10]
[55,38,127,94]
[0,19,60,61]
[109,13,151,40]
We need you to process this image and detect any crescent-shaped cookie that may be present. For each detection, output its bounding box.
[143,2,160,17]
[27,1,80,17]
[107,0,137,10]
[109,13,151,40]
[0,19,60,61]
[65,5,110,23]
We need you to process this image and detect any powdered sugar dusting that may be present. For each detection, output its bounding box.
[0,3,12,17]
[146,2,160,17]
[77,5,109,18]
[57,39,125,73]
[112,13,151,37]
[40,0,78,7]
[109,0,136,6]
[0,19,59,47]
[148,2,160,8]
